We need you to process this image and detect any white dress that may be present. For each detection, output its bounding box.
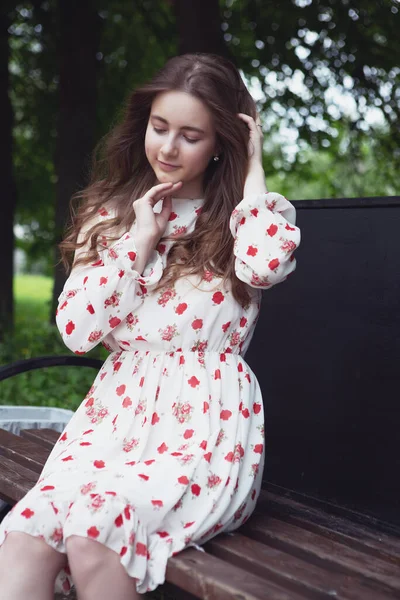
[0,192,300,594]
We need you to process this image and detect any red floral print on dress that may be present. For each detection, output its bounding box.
[229,330,241,347]
[207,473,222,489]
[202,270,214,282]
[187,376,200,388]
[175,302,188,315]
[212,291,224,305]
[88,330,103,343]
[104,292,121,308]
[126,312,139,330]
[266,223,278,237]
[4,192,299,596]
[107,247,118,260]
[65,321,75,335]
[87,526,100,538]
[135,542,148,556]
[159,324,178,341]
[191,318,203,330]
[171,225,187,237]
[172,401,194,424]
[123,438,140,453]
[157,288,176,307]
[91,495,106,511]
[50,527,63,543]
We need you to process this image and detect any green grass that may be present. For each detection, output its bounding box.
[14,274,53,326]
[0,275,107,411]
[14,274,53,303]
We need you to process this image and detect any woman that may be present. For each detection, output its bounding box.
[0,53,300,599]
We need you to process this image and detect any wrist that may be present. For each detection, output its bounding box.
[132,234,155,276]
[134,231,156,253]
[248,161,265,177]
[244,163,268,197]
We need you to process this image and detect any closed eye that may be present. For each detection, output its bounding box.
[153,127,199,144]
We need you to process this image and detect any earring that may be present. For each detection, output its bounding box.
[213,155,220,162]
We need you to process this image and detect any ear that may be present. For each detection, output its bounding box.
[213,145,221,156]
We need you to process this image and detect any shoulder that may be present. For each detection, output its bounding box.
[77,203,124,248]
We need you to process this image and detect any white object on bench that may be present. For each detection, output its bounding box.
[0,406,73,435]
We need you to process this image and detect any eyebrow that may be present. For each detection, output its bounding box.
[151,115,205,135]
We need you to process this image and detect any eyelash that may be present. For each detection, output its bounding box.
[153,127,199,144]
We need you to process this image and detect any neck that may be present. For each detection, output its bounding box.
[167,178,204,200]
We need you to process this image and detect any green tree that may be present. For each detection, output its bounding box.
[226,0,399,189]
[2,0,399,336]
[0,1,18,340]
[51,0,102,317]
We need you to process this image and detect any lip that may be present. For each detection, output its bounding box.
[157,160,181,172]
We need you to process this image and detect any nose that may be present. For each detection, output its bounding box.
[160,134,178,158]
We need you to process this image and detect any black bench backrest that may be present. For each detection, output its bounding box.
[246,196,400,526]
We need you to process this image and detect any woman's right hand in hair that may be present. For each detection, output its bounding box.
[132,181,182,273]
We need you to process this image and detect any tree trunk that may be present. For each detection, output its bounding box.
[51,0,100,322]
[175,0,230,57]
[0,5,17,341]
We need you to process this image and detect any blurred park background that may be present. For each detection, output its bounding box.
[0,0,399,409]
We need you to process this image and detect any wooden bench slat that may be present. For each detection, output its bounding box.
[258,490,400,563]
[242,514,400,595]
[263,483,400,539]
[20,428,60,450]
[0,429,50,474]
[0,455,37,505]
[166,546,308,600]
[206,532,394,600]
[1,428,399,600]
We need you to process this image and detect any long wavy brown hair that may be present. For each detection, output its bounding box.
[60,53,258,306]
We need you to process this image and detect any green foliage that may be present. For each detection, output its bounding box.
[265,119,398,199]
[0,275,107,411]
[7,0,400,277]
[10,1,176,272]
[226,0,400,165]
[10,2,58,272]
[95,0,176,140]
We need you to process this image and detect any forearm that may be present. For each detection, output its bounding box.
[134,233,156,275]
[243,164,268,198]
[57,231,163,353]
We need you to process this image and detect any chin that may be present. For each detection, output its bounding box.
[156,171,183,185]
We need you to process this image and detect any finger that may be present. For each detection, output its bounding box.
[145,182,173,202]
[158,194,172,221]
[145,181,182,204]
[237,113,258,132]
[237,112,252,124]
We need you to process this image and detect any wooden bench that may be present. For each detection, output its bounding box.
[1,430,400,599]
[1,358,400,599]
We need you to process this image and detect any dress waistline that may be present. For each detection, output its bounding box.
[112,347,241,357]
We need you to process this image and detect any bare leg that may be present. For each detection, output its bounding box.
[66,535,141,600]
[0,531,67,600]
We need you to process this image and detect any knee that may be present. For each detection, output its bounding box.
[1,531,52,565]
[66,535,107,577]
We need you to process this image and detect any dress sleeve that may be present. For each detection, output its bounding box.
[55,223,163,354]
[229,192,301,289]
